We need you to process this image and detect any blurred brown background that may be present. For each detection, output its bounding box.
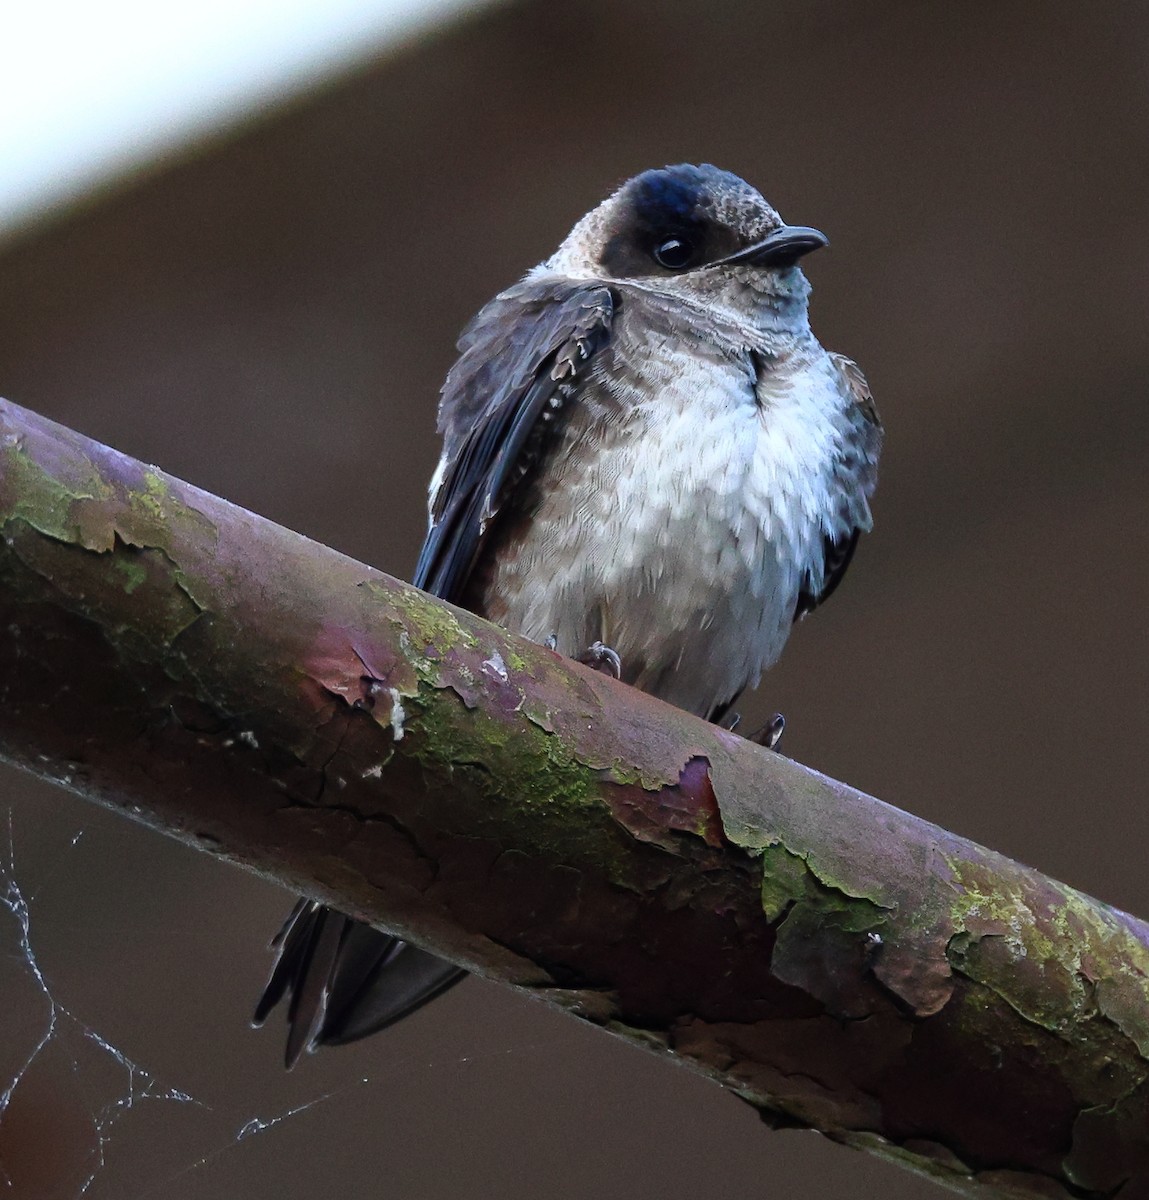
[1,1,1147,1196]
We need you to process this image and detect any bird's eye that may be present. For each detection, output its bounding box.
[652,237,696,270]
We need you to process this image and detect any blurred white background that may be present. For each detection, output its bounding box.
[0,0,497,235]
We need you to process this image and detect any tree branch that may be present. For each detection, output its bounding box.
[0,397,1146,1198]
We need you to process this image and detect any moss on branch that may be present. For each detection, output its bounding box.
[1,398,1148,1198]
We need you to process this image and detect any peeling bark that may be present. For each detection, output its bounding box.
[1,397,1148,1199]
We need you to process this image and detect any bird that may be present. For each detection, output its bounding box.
[253,163,882,1067]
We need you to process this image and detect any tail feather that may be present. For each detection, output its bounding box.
[254,900,465,1067]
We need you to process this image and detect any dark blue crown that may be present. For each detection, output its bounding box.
[630,164,713,227]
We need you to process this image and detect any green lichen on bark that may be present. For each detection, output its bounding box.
[758,839,888,934]
[372,577,475,664]
[357,628,680,894]
[1,432,109,543]
[5,396,1149,1199]
[941,852,1149,1063]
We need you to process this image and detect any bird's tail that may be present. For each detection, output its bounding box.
[253,899,466,1068]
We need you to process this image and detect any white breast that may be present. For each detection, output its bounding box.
[482,325,858,720]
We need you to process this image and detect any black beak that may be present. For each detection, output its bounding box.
[713,224,829,269]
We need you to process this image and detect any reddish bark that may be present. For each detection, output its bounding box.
[1,397,1147,1198]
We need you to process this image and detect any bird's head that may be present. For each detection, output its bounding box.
[537,164,827,330]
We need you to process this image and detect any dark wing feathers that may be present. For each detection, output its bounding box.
[256,282,615,1066]
[320,924,466,1045]
[416,282,614,600]
[794,353,882,621]
[253,899,460,1068]
[794,528,861,621]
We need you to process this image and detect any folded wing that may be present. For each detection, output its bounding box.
[254,281,615,1065]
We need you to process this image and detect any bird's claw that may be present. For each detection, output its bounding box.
[577,640,622,679]
[750,713,785,752]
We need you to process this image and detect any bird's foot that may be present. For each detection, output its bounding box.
[749,713,786,752]
[576,640,622,679]
[718,710,742,733]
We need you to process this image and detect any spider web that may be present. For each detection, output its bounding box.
[0,792,553,1200]
[0,807,372,1199]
